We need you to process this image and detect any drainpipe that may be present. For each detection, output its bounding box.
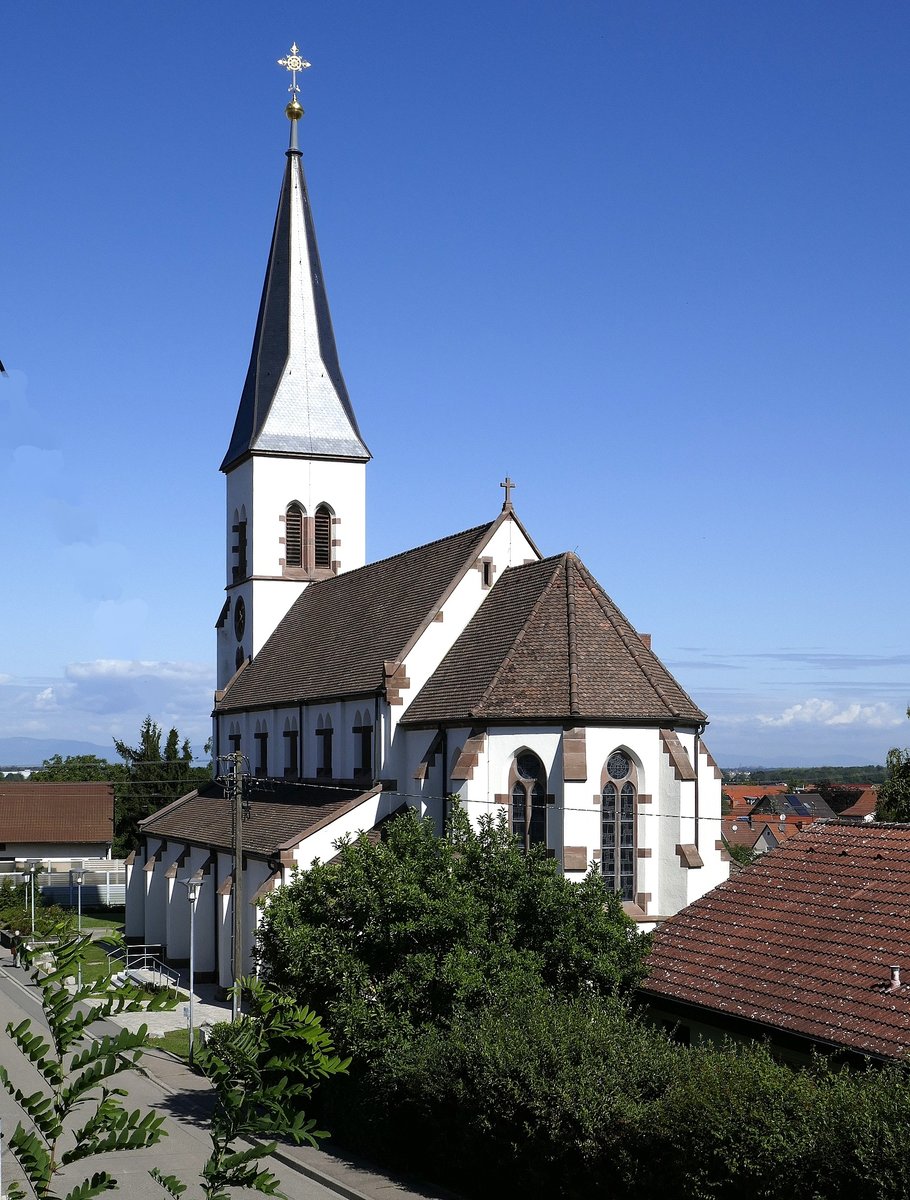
[441,725,448,834]
[694,723,704,849]
[373,693,381,784]
[298,702,304,778]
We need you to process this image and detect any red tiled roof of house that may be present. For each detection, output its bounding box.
[723,785,788,819]
[642,821,910,1060]
[0,782,113,845]
[840,786,878,819]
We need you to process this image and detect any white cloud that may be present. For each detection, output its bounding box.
[65,659,211,684]
[0,660,214,747]
[757,698,905,730]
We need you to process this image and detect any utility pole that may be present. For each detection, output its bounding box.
[231,750,244,1021]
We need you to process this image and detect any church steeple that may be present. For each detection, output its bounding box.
[217,48,369,691]
[221,53,369,472]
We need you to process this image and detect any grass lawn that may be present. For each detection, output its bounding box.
[79,908,125,933]
[150,1027,206,1060]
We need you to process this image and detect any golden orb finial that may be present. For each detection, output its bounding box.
[285,97,303,120]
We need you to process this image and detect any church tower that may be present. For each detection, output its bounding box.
[217,48,370,690]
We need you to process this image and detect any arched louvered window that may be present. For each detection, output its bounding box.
[285,503,304,568]
[314,505,332,570]
[601,750,637,901]
[509,751,548,853]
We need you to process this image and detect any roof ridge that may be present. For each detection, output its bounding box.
[395,516,509,667]
[309,520,495,588]
[565,556,580,717]
[570,556,694,719]
[470,556,565,717]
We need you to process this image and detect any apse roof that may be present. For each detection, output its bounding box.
[401,553,706,726]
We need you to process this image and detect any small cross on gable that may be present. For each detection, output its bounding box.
[500,475,516,511]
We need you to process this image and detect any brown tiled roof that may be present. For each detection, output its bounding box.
[840,786,879,819]
[401,553,705,725]
[140,780,378,857]
[0,782,113,845]
[642,821,910,1060]
[216,522,494,711]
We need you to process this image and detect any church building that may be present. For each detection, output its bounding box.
[126,56,727,988]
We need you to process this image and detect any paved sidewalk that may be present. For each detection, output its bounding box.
[1,959,459,1200]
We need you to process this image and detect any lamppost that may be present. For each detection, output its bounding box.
[71,870,84,989]
[26,861,41,937]
[178,873,203,1064]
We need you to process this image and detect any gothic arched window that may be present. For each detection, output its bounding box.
[601,750,638,901]
[285,503,305,569]
[314,505,332,570]
[510,751,547,853]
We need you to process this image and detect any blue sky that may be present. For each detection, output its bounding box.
[2,1,908,767]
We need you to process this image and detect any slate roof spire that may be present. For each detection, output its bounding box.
[221,53,370,471]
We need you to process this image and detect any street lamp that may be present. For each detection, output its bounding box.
[26,860,41,936]
[178,873,203,1065]
[71,870,84,989]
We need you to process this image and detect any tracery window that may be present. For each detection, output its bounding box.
[314,505,332,570]
[285,503,305,569]
[510,751,548,853]
[601,750,637,901]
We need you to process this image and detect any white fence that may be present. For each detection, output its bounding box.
[0,859,127,908]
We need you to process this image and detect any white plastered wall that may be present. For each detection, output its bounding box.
[384,517,540,767]
[218,455,367,688]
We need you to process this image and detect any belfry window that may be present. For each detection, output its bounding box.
[510,751,548,853]
[285,503,304,569]
[314,506,332,570]
[601,751,637,901]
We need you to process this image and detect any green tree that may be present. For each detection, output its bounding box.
[0,932,175,1200]
[814,779,864,814]
[256,804,649,1055]
[152,978,348,1200]
[112,717,210,856]
[876,708,910,823]
[29,755,127,784]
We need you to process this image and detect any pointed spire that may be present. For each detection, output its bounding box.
[222,48,369,472]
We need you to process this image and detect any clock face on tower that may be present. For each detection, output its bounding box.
[233,596,246,642]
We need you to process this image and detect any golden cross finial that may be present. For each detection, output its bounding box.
[278,42,311,95]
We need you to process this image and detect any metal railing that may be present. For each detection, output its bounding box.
[106,943,180,991]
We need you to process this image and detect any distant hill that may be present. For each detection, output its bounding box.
[0,736,116,770]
